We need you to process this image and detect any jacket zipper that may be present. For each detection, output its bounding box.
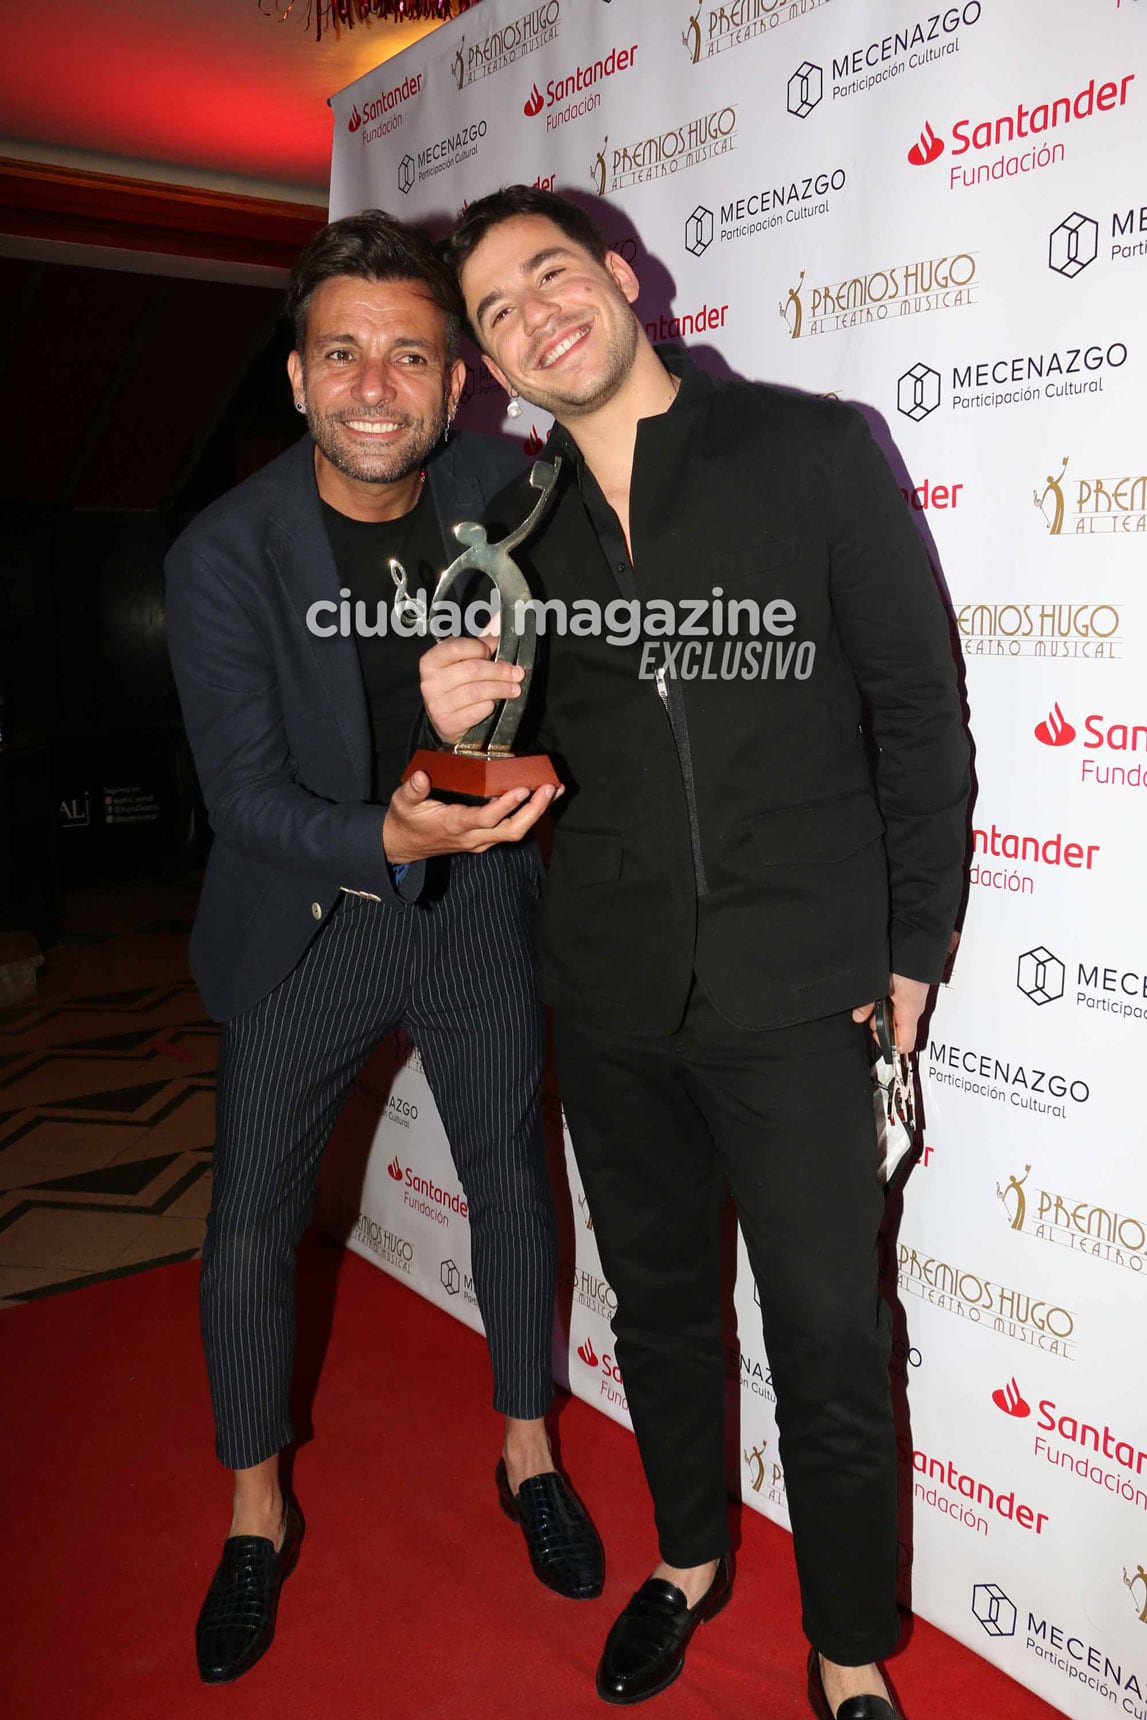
[655,656,709,896]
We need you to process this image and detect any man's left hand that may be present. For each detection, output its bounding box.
[852,973,930,1054]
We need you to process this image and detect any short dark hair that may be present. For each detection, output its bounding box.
[286,209,462,360]
[442,186,608,340]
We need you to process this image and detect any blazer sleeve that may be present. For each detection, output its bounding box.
[165,538,424,904]
[826,409,970,983]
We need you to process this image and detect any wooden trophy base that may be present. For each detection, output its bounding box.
[403,747,559,802]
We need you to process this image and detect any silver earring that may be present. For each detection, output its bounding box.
[506,394,523,419]
[444,408,455,444]
[295,400,306,414]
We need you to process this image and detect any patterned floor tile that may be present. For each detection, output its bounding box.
[0,881,219,1301]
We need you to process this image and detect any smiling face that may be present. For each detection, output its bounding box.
[460,214,640,421]
[287,274,464,488]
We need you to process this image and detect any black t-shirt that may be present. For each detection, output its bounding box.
[321,485,447,799]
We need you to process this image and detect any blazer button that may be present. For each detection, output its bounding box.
[311,902,322,920]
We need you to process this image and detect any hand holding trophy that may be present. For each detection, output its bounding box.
[403,458,562,799]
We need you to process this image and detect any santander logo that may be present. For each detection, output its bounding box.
[348,104,364,135]
[387,1156,404,1181]
[992,1377,1032,1418]
[908,121,945,166]
[1035,703,1077,747]
[524,83,544,117]
[576,1337,599,1367]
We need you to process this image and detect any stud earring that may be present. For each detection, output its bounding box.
[295,400,306,414]
[506,394,523,420]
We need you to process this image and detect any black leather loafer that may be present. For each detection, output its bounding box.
[595,1554,732,1705]
[195,1500,303,1683]
[496,1459,604,1599]
[807,1646,903,1720]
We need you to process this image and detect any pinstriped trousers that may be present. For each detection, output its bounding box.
[201,843,556,1470]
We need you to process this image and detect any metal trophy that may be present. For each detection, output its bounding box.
[401,456,562,799]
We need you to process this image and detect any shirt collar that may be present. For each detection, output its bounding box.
[546,342,710,470]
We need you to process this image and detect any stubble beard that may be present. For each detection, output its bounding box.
[305,397,448,484]
[516,303,640,422]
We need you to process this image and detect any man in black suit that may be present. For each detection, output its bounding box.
[422,188,969,1717]
[165,211,602,1686]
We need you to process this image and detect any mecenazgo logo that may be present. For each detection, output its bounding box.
[400,121,488,193]
[909,73,1135,189]
[909,339,1130,415]
[705,167,845,247]
[927,1036,1091,1121]
[832,4,982,102]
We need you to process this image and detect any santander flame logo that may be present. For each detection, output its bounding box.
[387,1155,404,1181]
[348,104,364,135]
[523,425,545,457]
[576,1338,599,1367]
[524,83,544,118]
[992,1377,1031,1418]
[907,121,944,166]
[1035,703,1076,747]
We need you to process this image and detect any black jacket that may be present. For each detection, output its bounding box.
[165,430,524,1021]
[489,348,970,1035]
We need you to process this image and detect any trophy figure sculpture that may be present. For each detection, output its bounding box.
[402,457,562,798]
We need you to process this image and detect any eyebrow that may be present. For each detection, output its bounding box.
[311,333,439,352]
[473,246,577,330]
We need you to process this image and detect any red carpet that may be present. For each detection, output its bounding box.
[0,1236,1064,1720]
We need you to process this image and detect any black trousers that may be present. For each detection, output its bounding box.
[202,845,556,1470]
[554,980,898,1667]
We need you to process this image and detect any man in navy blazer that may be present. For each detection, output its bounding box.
[165,212,602,1686]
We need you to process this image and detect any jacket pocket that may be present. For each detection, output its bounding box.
[709,534,800,588]
[553,828,623,887]
[751,792,885,866]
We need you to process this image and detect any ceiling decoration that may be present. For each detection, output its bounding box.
[264,0,481,43]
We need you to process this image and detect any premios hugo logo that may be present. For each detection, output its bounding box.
[1034,454,1147,535]
[455,2,561,91]
[997,1161,1147,1275]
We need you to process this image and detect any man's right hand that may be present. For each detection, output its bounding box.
[420,634,524,745]
[382,769,557,863]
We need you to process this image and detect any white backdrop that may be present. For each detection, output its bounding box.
[317,4,1147,1713]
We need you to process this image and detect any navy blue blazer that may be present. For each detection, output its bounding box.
[165,430,525,1021]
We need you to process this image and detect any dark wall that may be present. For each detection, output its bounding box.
[0,258,299,940]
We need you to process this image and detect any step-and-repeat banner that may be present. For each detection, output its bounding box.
[315,4,1147,1713]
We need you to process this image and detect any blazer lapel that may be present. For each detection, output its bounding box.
[267,437,371,796]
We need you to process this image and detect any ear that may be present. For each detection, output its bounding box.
[286,350,305,406]
[481,353,513,395]
[446,356,467,417]
[604,249,640,306]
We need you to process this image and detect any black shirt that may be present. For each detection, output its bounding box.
[321,484,447,798]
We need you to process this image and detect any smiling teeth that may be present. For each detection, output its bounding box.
[540,328,587,367]
[347,421,399,434]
